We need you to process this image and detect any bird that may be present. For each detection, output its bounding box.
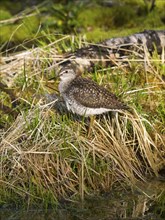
[58,68,128,117]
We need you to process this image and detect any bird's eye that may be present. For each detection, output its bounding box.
[65,70,68,73]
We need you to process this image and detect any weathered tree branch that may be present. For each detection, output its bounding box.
[60,30,165,73]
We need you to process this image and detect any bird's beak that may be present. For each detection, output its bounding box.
[48,67,61,81]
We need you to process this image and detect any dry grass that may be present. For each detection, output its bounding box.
[0,34,165,207]
[0,102,164,206]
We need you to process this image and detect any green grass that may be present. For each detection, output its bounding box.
[0,36,165,207]
[0,0,165,46]
[0,1,165,209]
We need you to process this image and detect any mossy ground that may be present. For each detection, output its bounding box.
[0,0,165,212]
[0,0,165,45]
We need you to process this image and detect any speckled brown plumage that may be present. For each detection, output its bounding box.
[65,76,128,110]
[58,68,128,116]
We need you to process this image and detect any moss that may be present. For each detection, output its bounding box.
[1,1,165,46]
[0,25,12,44]
[0,0,22,14]
[85,27,151,42]
[14,16,40,41]
[137,9,165,28]
[0,9,12,20]
[0,15,40,44]
[111,6,136,28]
[78,4,164,42]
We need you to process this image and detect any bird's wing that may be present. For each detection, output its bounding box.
[67,77,127,109]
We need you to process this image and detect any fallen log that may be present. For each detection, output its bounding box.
[61,30,165,73]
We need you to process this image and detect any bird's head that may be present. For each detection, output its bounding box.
[58,68,80,82]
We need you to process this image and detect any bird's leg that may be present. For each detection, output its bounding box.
[87,115,95,137]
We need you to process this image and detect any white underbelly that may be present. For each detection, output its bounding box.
[65,98,111,117]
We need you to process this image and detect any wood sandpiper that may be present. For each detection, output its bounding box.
[58,68,128,117]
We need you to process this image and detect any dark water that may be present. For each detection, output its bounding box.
[0,179,164,220]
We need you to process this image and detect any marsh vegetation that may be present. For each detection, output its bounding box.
[0,0,165,219]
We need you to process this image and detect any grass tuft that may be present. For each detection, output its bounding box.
[0,102,164,207]
[0,32,164,207]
